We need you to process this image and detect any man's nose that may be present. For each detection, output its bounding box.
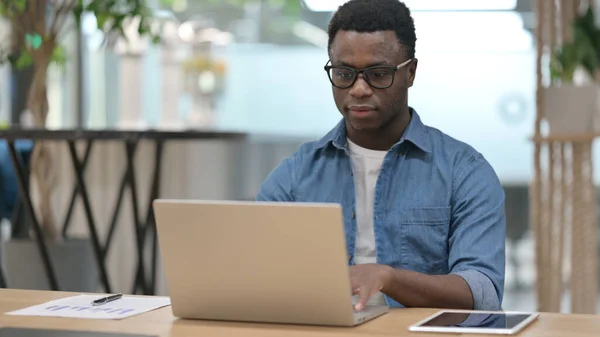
[349,74,374,98]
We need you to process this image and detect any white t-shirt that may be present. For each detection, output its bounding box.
[347,138,388,307]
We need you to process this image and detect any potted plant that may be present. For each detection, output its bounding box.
[0,0,168,291]
[181,52,228,126]
[545,7,600,134]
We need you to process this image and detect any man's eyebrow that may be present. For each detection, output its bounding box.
[332,60,391,68]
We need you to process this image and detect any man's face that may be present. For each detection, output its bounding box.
[328,30,417,133]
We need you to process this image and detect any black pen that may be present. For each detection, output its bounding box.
[91,293,123,306]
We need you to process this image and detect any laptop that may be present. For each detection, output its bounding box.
[152,199,389,326]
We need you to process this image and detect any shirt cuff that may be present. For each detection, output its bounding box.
[452,269,500,311]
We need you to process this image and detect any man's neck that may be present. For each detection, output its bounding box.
[346,110,411,151]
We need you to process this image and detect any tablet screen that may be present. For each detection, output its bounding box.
[410,311,539,334]
[421,312,529,328]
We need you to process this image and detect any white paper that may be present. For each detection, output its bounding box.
[5,294,171,320]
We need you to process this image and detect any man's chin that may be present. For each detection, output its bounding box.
[346,118,381,132]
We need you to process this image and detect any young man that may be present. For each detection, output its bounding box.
[257,0,505,312]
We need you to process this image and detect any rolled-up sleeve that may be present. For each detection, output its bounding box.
[449,152,506,311]
[452,269,500,310]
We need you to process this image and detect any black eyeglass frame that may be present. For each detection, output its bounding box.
[324,58,413,89]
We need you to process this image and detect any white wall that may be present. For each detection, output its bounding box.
[0,64,9,124]
[0,17,10,124]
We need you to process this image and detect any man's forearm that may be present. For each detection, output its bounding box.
[381,267,474,309]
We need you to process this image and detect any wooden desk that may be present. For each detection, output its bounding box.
[0,289,598,337]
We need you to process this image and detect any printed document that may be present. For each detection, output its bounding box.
[5,294,171,320]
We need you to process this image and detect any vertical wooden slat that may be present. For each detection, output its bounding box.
[550,0,557,49]
[580,142,597,313]
[561,0,574,43]
[533,0,545,312]
[546,141,557,311]
[556,142,567,310]
[570,142,584,313]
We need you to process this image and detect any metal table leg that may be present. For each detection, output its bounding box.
[123,139,148,295]
[135,139,164,295]
[61,140,94,238]
[10,142,34,239]
[102,172,128,259]
[66,140,112,293]
[6,141,59,290]
[149,140,164,294]
[93,139,148,294]
[0,263,7,288]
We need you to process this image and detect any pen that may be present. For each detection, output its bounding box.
[91,293,123,306]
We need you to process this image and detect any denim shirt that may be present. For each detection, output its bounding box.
[256,109,505,311]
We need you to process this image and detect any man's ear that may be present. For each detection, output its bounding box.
[408,58,418,87]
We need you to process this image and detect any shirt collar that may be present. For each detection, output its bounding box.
[315,107,432,153]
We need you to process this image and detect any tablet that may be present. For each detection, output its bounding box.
[408,310,540,335]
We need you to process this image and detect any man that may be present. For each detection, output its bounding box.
[256,0,505,313]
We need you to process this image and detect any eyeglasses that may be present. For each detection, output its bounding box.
[324,58,413,89]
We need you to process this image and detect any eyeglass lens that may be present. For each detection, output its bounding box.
[328,67,396,88]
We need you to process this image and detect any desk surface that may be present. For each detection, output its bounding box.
[0,289,598,337]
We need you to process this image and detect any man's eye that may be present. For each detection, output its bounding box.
[335,71,354,79]
[370,71,392,77]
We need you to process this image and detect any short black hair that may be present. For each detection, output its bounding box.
[327,0,416,58]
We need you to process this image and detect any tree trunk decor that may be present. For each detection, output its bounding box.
[28,51,56,239]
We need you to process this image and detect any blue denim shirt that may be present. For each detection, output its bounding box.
[256,109,505,311]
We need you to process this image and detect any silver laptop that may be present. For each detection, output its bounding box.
[153,199,389,326]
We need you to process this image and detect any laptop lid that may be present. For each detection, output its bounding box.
[153,200,357,326]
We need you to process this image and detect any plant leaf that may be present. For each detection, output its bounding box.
[50,45,68,68]
[552,7,600,83]
[25,33,43,50]
[14,50,33,69]
[14,0,27,12]
[283,0,303,16]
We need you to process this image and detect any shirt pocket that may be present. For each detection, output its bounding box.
[394,206,451,274]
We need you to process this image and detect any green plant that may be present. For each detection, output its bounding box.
[0,0,171,240]
[0,1,170,68]
[550,7,600,84]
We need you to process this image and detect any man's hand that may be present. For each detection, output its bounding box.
[349,264,394,311]
[350,264,474,311]
[352,265,475,310]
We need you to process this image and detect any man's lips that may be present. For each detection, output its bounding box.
[348,105,376,118]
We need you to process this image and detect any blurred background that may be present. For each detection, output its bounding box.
[0,0,596,314]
